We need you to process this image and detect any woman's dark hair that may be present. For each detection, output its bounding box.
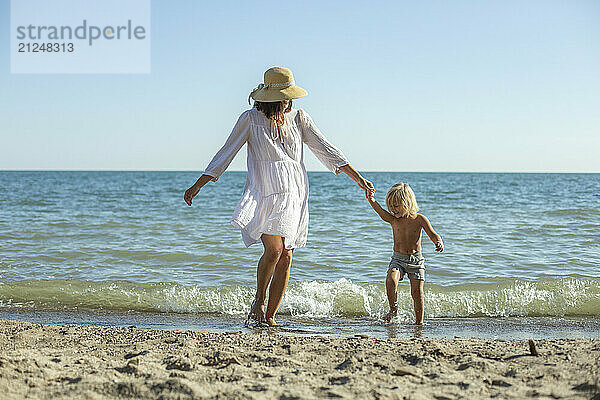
[254,100,292,127]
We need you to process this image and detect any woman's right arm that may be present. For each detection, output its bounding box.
[184,111,250,206]
[184,174,213,206]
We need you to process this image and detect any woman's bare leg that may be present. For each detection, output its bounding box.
[249,234,284,323]
[265,248,293,326]
[409,277,424,325]
[383,269,400,322]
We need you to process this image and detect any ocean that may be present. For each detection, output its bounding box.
[1,171,599,339]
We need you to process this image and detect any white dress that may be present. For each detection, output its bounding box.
[203,108,349,249]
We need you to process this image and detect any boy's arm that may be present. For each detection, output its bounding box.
[419,214,444,252]
[367,196,395,223]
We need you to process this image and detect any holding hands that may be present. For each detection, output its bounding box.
[359,178,375,199]
[337,165,373,199]
[366,184,376,201]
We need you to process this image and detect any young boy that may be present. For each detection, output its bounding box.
[367,182,443,324]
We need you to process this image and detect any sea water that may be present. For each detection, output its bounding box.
[1,171,599,338]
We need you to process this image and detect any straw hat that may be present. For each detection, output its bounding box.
[248,67,308,104]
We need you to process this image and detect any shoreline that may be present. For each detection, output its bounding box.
[1,320,598,399]
[2,309,600,340]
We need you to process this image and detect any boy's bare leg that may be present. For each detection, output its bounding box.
[265,248,293,326]
[409,277,424,325]
[250,235,284,323]
[383,269,400,322]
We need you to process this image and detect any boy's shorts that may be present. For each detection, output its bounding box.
[388,252,425,281]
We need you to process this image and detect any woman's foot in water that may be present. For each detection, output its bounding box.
[247,299,266,324]
[266,316,277,327]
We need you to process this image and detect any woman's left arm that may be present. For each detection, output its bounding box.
[339,164,374,196]
[299,109,373,195]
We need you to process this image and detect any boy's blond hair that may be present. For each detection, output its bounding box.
[386,182,420,217]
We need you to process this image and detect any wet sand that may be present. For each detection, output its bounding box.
[0,320,598,399]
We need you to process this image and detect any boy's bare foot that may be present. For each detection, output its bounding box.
[383,308,397,323]
[247,299,265,324]
[266,317,277,327]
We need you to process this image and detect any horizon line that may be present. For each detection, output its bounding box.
[1,169,599,174]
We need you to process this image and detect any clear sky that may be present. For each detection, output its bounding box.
[1,0,599,172]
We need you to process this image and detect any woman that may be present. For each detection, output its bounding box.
[184,66,373,326]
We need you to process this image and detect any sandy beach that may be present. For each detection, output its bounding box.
[0,320,598,399]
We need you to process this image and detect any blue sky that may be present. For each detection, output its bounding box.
[1,0,599,172]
